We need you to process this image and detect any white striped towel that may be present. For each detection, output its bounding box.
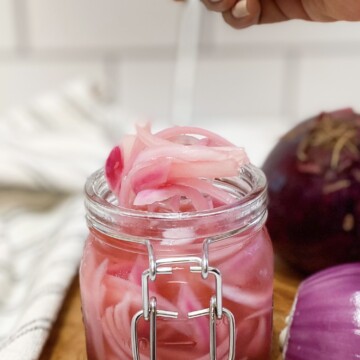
[0,82,129,360]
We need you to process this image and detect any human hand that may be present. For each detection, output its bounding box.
[201,0,360,29]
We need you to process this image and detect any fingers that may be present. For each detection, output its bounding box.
[223,0,262,29]
[201,0,238,13]
[303,0,360,21]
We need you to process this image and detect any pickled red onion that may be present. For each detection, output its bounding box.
[222,284,273,310]
[102,306,129,358]
[156,126,234,146]
[133,185,210,211]
[85,257,107,360]
[105,146,123,194]
[105,125,249,211]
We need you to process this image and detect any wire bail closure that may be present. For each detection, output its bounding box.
[188,296,235,360]
[130,240,236,360]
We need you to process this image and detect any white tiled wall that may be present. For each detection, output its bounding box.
[0,0,15,50]
[297,56,360,118]
[210,17,360,45]
[27,0,181,49]
[119,58,176,120]
[1,0,360,135]
[193,57,285,120]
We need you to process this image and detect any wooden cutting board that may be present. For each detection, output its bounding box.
[39,258,303,360]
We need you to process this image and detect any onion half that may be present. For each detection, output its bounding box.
[281,263,360,359]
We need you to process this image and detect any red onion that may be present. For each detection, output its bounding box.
[280,263,360,359]
[263,109,360,273]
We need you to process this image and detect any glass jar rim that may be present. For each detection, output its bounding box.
[85,165,268,243]
[85,164,267,221]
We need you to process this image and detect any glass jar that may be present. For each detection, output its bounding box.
[80,165,273,360]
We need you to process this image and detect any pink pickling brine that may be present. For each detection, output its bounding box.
[80,125,273,360]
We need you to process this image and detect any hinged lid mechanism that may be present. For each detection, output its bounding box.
[131,241,236,360]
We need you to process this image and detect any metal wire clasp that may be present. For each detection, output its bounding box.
[188,296,235,360]
[131,297,178,359]
[130,241,236,359]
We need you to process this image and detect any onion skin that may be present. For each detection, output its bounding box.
[282,263,360,359]
[263,109,360,273]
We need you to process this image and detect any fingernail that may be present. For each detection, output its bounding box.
[232,0,249,18]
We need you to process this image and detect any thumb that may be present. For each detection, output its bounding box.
[222,0,262,29]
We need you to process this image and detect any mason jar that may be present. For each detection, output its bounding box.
[80,164,273,360]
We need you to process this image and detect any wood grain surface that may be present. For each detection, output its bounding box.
[40,258,303,360]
